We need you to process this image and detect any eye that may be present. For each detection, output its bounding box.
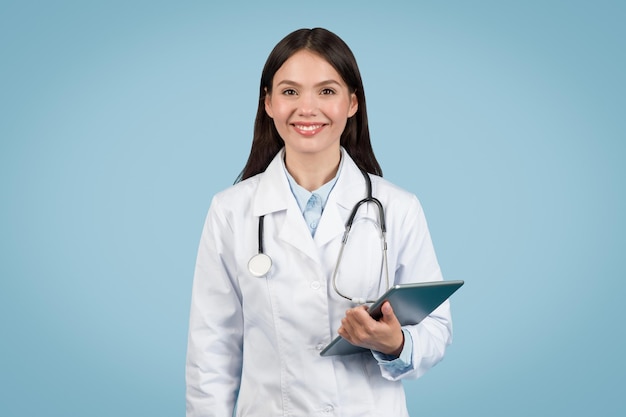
[320,88,336,95]
[282,88,297,96]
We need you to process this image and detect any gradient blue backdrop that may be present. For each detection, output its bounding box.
[1,1,624,415]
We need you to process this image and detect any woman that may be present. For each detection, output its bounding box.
[186,28,452,416]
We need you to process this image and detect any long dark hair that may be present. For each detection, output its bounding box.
[236,28,382,182]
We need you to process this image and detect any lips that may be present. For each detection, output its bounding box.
[291,122,326,136]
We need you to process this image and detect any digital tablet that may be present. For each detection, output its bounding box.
[320,280,464,357]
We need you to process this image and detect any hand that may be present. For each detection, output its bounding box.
[337,301,404,357]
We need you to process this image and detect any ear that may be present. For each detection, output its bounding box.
[264,87,274,118]
[348,92,358,118]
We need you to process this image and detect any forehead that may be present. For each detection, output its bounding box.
[272,49,346,86]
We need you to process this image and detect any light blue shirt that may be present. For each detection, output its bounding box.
[282,154,413,372]
[283,158,343,237]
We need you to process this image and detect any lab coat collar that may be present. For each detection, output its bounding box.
[314,149,369,247]
[252,148,371,261]
[252,149,292,217]
[330,148,370,212]
[252,148,366,216]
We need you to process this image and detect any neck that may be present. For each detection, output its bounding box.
[284,149,341,191]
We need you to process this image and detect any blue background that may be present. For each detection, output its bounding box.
[1,0,624,415]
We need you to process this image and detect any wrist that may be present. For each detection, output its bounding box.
[388,330,405,357]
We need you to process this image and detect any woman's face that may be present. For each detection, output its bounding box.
[265,49,358,162]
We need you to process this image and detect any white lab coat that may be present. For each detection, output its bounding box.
[186,148,452,417]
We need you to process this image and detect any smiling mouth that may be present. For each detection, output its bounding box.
[292,123,325,135]
[295,124,322,131]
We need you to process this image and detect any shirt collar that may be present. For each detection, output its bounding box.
[282,153,344,214]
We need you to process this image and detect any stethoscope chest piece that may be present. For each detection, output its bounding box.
[248,253,272,277]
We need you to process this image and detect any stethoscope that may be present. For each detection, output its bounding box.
[247,169,390,304]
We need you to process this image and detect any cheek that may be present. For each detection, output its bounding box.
[328,104,352,128]
[269,102,292,122]
[332,100,356,120]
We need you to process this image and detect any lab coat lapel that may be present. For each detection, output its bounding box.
[279,205,320,264]
[253,150,320,264]
[252,151,290,217]
[313,150,369,248]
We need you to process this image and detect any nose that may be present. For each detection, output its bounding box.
[298,91,318,116]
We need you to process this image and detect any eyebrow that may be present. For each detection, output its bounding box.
[275,79,343,88]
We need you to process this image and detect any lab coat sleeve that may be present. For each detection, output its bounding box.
[186,198,243,417]
[378,195,453,381]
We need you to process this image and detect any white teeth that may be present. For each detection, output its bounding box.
[295,125,321,131]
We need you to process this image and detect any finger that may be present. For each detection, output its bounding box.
[339,312,359,339]
[344,305,373,327]
[345,312,379,343]
[342,304,385,338]
[338,324,360,346]
[339,315,352,334]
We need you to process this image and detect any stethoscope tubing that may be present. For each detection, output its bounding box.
[249,168,390,303]
[331,172,389,304]
[248,215,272,277]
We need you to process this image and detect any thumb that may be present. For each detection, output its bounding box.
[381,301,397,323]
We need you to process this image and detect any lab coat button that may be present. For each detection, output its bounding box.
[323,405,334,413]
[310,280,321,290]
[315,343,325,350]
